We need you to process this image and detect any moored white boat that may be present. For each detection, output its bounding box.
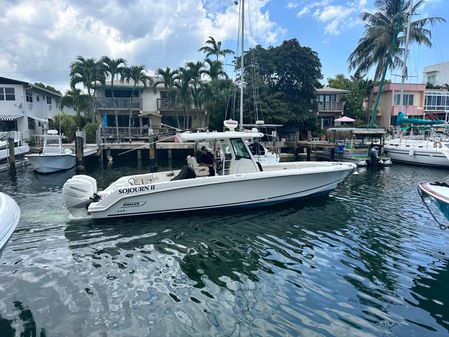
[385,138,449,167]
[26,130,76,174]
[63,129,356,219]
[0,131,30,162]
[0,192,20,251]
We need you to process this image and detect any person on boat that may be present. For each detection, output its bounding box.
[199,146,215,176]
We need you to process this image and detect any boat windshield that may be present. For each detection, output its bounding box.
[230,139,251,159]
[46,138,60,147]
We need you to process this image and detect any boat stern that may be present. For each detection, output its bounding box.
[63,175,97,218]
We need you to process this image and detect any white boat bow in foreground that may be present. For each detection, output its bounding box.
[63,130,355,219]
[0,192,20,251]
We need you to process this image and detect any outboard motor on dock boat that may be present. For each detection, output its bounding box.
[63,175,97,218]
[369,147,379,165]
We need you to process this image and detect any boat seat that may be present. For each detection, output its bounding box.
[187,155,209,177]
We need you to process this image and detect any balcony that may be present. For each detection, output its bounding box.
[318,101,344,112]
[94,97,142,110]
[157,98,176,111]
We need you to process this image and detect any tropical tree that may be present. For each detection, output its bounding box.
[154,67,178,89]
[101,56,127,139]
[185,61,205,109]
[198,36,234,61]
[123,65,153,139]
[201,59,228,81]
[173,66,193,129]
[327,74,373,122]
[60,88,90,117]
[348,0,445,120]
[69,56,106,120]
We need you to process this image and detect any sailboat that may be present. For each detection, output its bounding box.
[233,0,280,164]
[383,0,449,167]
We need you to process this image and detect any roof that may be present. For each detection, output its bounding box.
[0,77,29,86]
[317,87,350,94]
[327,127,386,135]
[180,130,263,141]
[0,76,61,97]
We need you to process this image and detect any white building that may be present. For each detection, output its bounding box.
[0,76,74,138]
[423,61,449,86]
[94,79,208,141]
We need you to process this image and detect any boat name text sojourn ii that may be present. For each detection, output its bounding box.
[118,185,155,194]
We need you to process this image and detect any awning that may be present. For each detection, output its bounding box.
[335,116,355,122]
[0,114,23,121]
[28,116,48,123]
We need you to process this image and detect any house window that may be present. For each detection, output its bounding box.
[427,74,436,85]
[394,93,414,106]
[28,117,36,130]
[36,94,40,101]
[46,96,51,104]
[26,90,33,102]
[0,87,15,101]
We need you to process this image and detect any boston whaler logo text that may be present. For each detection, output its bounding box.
[118,185,155,194]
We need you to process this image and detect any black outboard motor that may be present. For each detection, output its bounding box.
[369,147,379,165]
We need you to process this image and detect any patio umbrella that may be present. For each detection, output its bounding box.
[335,116,355,122]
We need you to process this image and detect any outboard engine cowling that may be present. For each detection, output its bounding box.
[63,175,97,218]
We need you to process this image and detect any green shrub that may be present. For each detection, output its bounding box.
[83,122,99,144]
[49,112,77,142]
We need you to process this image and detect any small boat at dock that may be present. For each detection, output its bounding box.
[26,130,76,174]
[63,127,356,219]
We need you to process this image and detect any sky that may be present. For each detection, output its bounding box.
[0,0,448,93]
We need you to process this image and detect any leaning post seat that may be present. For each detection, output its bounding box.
[186,155,209,177]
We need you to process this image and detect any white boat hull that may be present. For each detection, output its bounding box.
[386,148,449,167]
[26,154,76,173]
[67,162,355,219]
[0,192,20,251]
[0,145,30,161]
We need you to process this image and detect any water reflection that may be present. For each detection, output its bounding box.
[0,302,46,337]
[1,164,449,336]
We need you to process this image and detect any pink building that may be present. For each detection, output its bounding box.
[370,83,426,128]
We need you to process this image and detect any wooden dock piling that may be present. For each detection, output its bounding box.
[75,130,85,172]
[7,132,15,171]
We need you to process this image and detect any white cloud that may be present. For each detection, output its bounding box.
[0,0,284,92]
[293,0,369,37]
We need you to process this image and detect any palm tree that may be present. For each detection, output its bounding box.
[70,56,105,120]
[101,56,127,140]
[201,59,228,81]
[348,0,445,122]
[174,67,194,129]
[186,61,205,110]
[122,65,153,141]
[60,89,90,117]
[198,36,234,61]
[154,67,178,89]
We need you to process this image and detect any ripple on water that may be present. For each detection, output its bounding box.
[1,165,449,335]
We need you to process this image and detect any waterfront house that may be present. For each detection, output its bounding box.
[94,79,208,142]
[0,76,74,139]
[317,87,349,129]
[423,61,449,86]
[370,83,426,129]
[369,83,449,128]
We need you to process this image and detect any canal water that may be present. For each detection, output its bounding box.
[1,161,449,336]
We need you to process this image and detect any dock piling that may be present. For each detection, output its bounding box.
[7,132,15,171]
[75,130,85,172]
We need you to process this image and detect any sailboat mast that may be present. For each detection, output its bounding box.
[400,0,413,115]
[239,0,244,131]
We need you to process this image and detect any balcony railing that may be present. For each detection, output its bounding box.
[94,97,142,110]
[100,127,152,142]
[318,101,344,112]
[157,98,176,111]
